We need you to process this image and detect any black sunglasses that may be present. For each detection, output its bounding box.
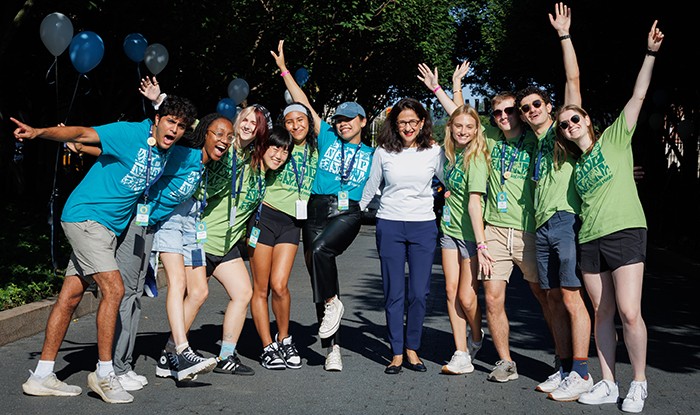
[519,100,543,113]
[492,107,515,118]
[558,114,581,130]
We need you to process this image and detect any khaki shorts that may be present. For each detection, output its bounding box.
[478,225,537,283]
[63,220,119,281]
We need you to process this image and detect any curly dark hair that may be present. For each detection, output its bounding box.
[515,86,552,113]
[251,125,294,172]
[157,95,197,128]
[377,97,433,153]
[178,112,231,148]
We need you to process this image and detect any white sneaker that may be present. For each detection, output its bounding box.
[324,345,343,372]
[126,370,148,386]
[22,370,82,396]
[578,379,619,405]
[621,380,648,413]
[467,328,484,360]
[441,350,474,375]
[87,371,134,404]
[536,370,562,393]
[548,371,593,401]
[116,373,143,391]
[319,296,344,339]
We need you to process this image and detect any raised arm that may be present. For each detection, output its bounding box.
[451,61,470,107]
[549,2,580,107]
[623,20,664,131]
[417,63,458,115]
[139,76,167,108]
[11,117,99,144]
[271,40,322,133]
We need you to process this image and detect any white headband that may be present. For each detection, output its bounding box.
[283,104,308,117]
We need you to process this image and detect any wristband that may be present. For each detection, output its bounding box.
[280,70,290,77]
[559,34,571,41]
[432,85,442,93]
[153,93,167,110]
[646,49,658,57]
[477,244,488,251]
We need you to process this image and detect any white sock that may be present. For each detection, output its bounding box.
[34,360,55,378]
[175,342,189,354]
[96,360,114,378]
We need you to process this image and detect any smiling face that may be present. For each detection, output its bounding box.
[557,108,591,148]
[396,109,424,148]
[518,93,552,129]
[333,115,366,144]
[491,97,521,135]
[237,110,258,144]
[262,145,289,171]
[153,115,189,150]
[449,113,478,149]
[202,118,234,163]
[283,111,309,143]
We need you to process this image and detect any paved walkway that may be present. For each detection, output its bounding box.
[2,225,698,414]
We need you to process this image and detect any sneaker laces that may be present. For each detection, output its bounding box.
[183,347,207,363]
[589,380,612,396]
[627,382,647,402]
[321,301,337,327]
[281,341,299,358]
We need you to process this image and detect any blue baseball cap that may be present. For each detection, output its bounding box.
[332,101,366,119]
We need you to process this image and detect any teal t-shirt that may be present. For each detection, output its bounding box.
[575,111,646,243]
[441,150,488,242]
[264,142,317,216]
[61,119,169,234]
[532,125,581,229]
[483,125,537,232]
[312,121,374,200]
[148,145,203,225]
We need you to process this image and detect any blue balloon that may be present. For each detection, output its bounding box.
[123,33,147,63]
[295,67,309,87]
[69,31,104,74]
[217,98,237,119]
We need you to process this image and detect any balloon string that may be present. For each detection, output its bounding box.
[138,64,145,115]
[49,56,61,275]
[45,58,57,85]
[64,74,81,125]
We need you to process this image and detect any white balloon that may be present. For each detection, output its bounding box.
[144,43,169,75]
[40,12,73,57]
[284,89,293,104]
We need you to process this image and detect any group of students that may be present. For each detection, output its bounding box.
[13,3,662,413]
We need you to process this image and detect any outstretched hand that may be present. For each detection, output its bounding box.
[451,61,470,85]
[271,40,288,71]
[648,20,664,52]
[548,2,571,34]
[10,117,36,141]
[417,63,440,91]
[139,76,161,101]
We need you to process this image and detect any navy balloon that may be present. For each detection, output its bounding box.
[294,67,309,87]
[123,33,148,62]
[69,31,104,74]
[217,98,237,119]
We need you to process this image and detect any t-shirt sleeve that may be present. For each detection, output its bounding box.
[359,148,384,210]
[467,152,488,194]
[94,121,142,159]
[601,111,635,150]
[317,120,336,149]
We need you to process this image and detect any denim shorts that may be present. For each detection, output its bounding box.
[536,211,581,289]
[440,234,477,259]
[152,198,205,267]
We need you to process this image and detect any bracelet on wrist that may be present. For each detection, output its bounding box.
[280,70,290,77]
[646,49,658,57]
[432,85,442,93]
[477,244,488,251]
[559,34,571,41]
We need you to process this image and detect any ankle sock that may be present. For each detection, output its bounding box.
[219,341,236,360]
[96,360,113,377]
[572,357,589,379]
[35,360,55,378]
[175,342,189,354]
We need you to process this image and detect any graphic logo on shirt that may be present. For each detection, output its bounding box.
[575,143,611,194]
[318,141,371,184]
[169,170,202,202]
[489,141,533,180]
[120,148,164,192]
[274,149,317,193]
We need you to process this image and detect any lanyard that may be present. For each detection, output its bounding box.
[500,131,526,186]
[289,143,308,195]
[253,171,267,225]
[340,140,362,185]
[197,162,208,219]
[532,123,553,182]
[231,150,246,200]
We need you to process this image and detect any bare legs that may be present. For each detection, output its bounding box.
[442,249,482,353]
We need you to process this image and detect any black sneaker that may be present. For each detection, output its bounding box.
[174,347,217,381]
[276,334,302,369]
[260,343,286,370]
[155,349,177,379]
[214,354,255,376]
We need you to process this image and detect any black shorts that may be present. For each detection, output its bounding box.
[206,244,242,276]
[248,203,302,247]
[579,228,647,273]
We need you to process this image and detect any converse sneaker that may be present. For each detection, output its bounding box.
[548,371,594,401]
[487,360,518,382]
[441,350,474,375]
[621,380,648,413]
[536,370,562,393]
[174,347,217,381]
[260,342,286,370]
[277,334,302,369]
[578,379,620,405]
[319,296,344,339]
[22,370,82,396]
[116,373,143,391]
[214,354,255,376]
[324,345,343,372]
[87,371,134,404]
[467,328,484,360]
[126,370,148,386]
[156,349,177,379]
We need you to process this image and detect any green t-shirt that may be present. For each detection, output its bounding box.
[263,143,317,217]
[575,111,646,243]
[483,125,537,232]
[533,125,581,229]
[441,150,488,242]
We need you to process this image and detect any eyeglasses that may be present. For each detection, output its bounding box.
[397,119,421,129]
[492,107,516,118]
[208,130,234,143]
[519,100,543,113]
[558,114,581,130]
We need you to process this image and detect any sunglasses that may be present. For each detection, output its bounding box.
[492,107,515,118]
[558,114,581,130]
[519,100,543,113]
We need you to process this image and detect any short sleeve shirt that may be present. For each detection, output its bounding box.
[148,146,203,225]
[263,142,317,217]
[442,150,488,242]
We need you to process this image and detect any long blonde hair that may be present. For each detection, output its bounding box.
[444,105,490,172]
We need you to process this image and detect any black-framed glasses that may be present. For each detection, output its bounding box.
[558,114,581,130]
[208,130,234,143]
[492,107,516,118]
[519,100,543,113]
[397,119,421,129]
